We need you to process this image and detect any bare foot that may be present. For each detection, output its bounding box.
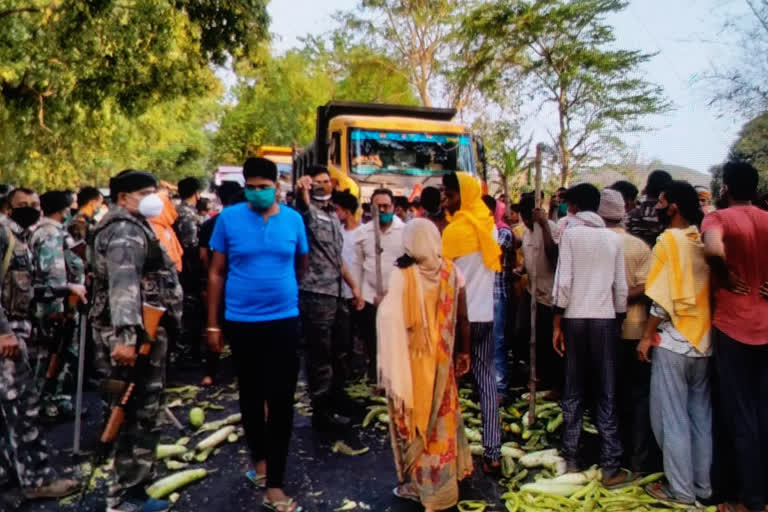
[201,376,213,387]
[255,459,267,476]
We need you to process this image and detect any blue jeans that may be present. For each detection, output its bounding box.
[650,347,712,503]
[493,294,508,393]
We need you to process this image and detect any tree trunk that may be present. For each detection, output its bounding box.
[557,99,570,187]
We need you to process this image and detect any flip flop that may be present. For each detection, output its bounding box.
[602,468,642,489]
[245,469,266,489]
[392,485,419,503]
[644,482,695,506]
[262,497,302,512]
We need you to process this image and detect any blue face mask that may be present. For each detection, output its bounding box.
[245,187,275,211]
[379,211,394,224]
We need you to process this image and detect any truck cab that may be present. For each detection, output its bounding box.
[295,101,487,199]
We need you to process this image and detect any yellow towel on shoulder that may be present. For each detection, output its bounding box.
[442,173,501,271]
[645,226,711,353]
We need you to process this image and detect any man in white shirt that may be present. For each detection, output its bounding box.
[334,190,362,380]
[353,188,404,379]
[442,172,503,471]
[551,183,630,487]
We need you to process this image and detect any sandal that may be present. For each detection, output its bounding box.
[644,482,695,506]
[262,497,301,512]
[392,485,419,503]
[602,468,642,489]
[245,470,266,489]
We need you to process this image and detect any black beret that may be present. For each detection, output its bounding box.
[41,191,72,216]
[109,169,157,200]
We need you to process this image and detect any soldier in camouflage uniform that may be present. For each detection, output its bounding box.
[172,177,202,364]
[90,170,182,512]
[295,169,363,432]
[29,191,87,420]
[0,205,81,502]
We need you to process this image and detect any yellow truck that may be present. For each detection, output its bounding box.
[294,101,487,199]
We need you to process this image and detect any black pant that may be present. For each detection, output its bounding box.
[618,339,660,472]
[713,329,768,511]
[225,318,299,489]
[358,303,378,380]
[561,318,623,473]
[534,304,562,393]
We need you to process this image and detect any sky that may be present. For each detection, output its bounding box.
[267,0,752,175]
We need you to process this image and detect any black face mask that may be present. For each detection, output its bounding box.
[11,207,41,229]
[655,207,671,228]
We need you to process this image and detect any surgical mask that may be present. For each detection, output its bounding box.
[63,212,72,224]
[138,193,164,218]
[558,203,568,217]
[245,188,275,211]
[11,207,41,229]
[379,211,394,224]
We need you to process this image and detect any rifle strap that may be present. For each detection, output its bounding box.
[1,225,15,281]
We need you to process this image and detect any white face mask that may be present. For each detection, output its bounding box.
[138,193,164,218]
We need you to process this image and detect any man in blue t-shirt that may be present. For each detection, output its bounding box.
[207,157,308,512]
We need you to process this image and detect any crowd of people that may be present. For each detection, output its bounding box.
[0,158,765,512]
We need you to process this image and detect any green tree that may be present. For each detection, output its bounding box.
[711,111,768,197]
[334,0,478,109]
[0,0,268,189]
[212,46,419,165]
[462,0,671,186]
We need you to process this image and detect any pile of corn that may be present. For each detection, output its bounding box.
[347,379,714,512]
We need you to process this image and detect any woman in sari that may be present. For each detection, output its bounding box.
[377,219,474,512]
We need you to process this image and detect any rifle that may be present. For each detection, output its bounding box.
[100,303,166,444]
[79,304,165,508]
[41,294,80,396]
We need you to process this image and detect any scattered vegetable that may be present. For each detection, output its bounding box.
[331,441,370,456]
[146,468,208,499]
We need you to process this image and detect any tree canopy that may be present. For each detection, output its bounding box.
[212,42,419,165]
[461,0,670,186]
[711,111,768,198]
[0,0,268,189]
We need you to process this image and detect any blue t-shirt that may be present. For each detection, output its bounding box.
[209,203,309,322]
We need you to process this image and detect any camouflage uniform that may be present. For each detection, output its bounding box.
[89,206,182,505]
[627,197,664,247]
[173,201,202,360]
[0,216,58,490]
[29,218,86,415]
[297,199,348,414]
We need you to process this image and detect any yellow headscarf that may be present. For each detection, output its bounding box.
[442,172,501,272]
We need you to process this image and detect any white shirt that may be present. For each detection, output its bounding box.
[552,214,628,319]
[353,217,405,305]
[454,252,495,323]
[341,225,361,299]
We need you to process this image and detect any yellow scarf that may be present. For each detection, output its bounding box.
[442,173,501,271]
[645,226,711,353]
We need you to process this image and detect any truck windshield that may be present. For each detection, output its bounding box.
[349,130,474,177]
